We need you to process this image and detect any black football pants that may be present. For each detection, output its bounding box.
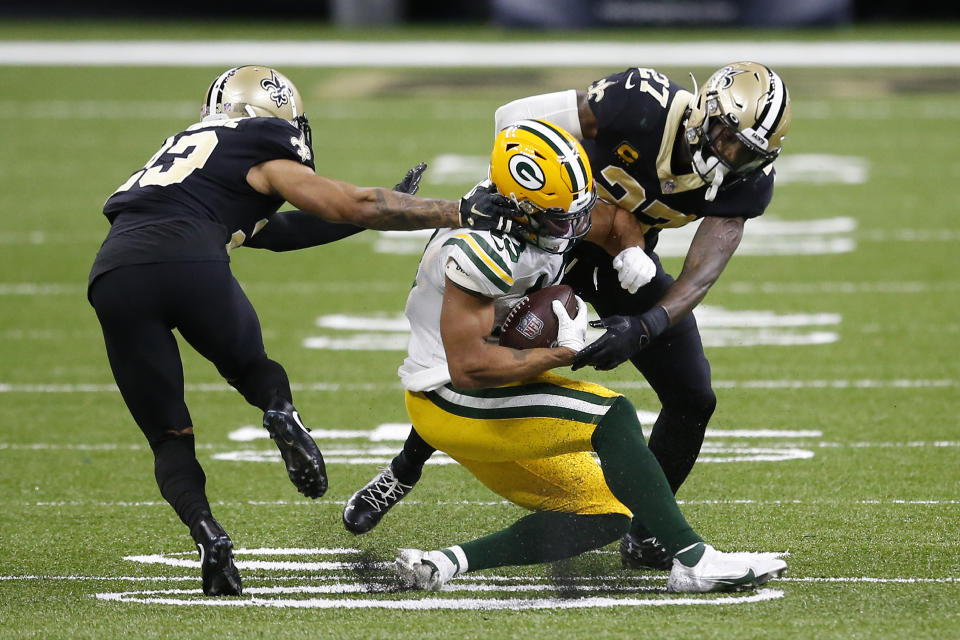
[562,246,716,495]
[89,260,291,444]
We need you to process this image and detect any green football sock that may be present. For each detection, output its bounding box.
[591,396,703,555]
[458,511,630,572]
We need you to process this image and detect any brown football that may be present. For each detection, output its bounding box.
[498,284,579,350]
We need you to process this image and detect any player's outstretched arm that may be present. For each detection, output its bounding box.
[247,159,516,232]
[248,158,459,230]
[244,162,427,251]
[244,211,365,251]
[440,281,580,390]
[492,89,599,140]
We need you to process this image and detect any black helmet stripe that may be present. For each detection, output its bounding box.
[755,66,787,139]
[205,67,240,117]
[515,120,589,193]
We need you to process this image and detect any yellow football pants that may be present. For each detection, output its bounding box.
[406,371,631,517]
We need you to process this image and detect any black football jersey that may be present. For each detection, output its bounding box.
[90,117,314,287]
[581,67,775,251]
[104,116,314,244]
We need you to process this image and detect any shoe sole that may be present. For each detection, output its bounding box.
[714,565,787,592]
[668,564,787,593]
[752,564,787,587]
[264,411,328,499]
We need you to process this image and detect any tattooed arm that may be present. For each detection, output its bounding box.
[658,215,744,325]
[247,158,462,230]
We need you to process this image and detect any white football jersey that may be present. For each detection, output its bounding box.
[398,228,564,391]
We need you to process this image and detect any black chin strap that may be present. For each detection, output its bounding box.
[296,115,312,150]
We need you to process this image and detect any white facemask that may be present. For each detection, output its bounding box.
[692,150,726,202]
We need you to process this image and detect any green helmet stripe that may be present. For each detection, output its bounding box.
[515,120,589,193]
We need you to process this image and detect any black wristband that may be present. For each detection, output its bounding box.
[638,306,670,344]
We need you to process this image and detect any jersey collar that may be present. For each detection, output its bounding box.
[655,89,705,194]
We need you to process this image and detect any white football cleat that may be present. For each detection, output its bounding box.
[666,543,787,593]
[394,548,460,591]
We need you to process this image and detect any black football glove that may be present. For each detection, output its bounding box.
[571,307,670,371]
[393,162,427,195]
[571,315,647,371]
[459,180,518,233]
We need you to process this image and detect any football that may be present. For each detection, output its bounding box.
[499,284,579,350]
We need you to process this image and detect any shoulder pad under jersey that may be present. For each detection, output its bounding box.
[706,167,776,219]
[441,231,515,297]
[586,67,683,136]
[234,117,315,170]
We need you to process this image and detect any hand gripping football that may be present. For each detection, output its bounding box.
[499,285,579,350]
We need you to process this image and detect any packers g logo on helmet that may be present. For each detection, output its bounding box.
[508,154,546,190]
[489,119,596,254]
[684,61,791,201]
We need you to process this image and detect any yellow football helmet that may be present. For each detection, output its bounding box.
[684,61,791,200]
[489,119,596,254]
[200,65,312,146]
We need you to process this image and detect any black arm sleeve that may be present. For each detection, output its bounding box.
[244,210,366,252]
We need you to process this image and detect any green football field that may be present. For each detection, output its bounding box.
[1,23,958,639]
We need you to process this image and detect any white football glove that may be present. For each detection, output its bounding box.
[613,246,656,294]
[552,297,588,352]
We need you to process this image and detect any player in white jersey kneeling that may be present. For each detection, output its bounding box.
[382,119,786,593]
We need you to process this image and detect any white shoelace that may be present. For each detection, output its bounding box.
[360,467,413,512]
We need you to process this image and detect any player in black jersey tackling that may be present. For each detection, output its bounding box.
[88,65,515,596]
[342,62,792,571]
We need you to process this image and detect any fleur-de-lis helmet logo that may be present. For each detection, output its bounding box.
[261,71,290,109]
[712,66,748,91]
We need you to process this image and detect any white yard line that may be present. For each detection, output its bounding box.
[2,573,957,584]
[1,40,959,67]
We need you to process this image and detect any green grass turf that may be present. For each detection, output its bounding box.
[1,28,958,640]
[2,19,960,41]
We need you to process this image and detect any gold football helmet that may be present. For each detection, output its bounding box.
[489,119,595,254]
[684,61,791,200]
[201,65,312,146]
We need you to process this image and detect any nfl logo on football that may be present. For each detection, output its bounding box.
[518,312,544,340]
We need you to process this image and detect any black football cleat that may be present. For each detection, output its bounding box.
[620,532,674,571]
[193,518,243,596]
[263,402,327,499]
[343,465,416,535]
